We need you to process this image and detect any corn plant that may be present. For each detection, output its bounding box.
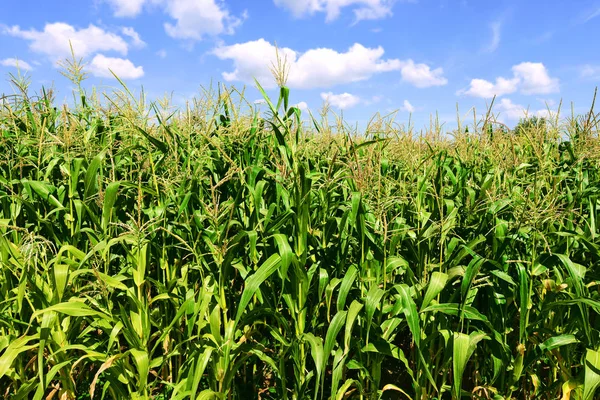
[1,70,600,400]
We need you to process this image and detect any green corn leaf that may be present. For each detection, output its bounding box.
[539,335,579,352]
[209,305,222,344]
[396,284,438,390]
[335,379,360,400]
[365,286,385,344]
[273,233,293,280]
[324,311,347,365]
[344,300,363,353]
[97,272,128,291]
[379,384,414,400]
[31,301,108,319]
[235,254,281,323]
[422,271,448,309]
[101,181,120,233]
[461,256,484,301]
[24,180,63,209]
[337,265,357,312]
[303,333,324,399]
[0,335,39,378]
[330,349,346,398]
[421,303,489,323]
[130,349,149,393]
[84,152,104,199]
[395,284,421,346]
[189,348,214,399]
[53,263,69,301]
[584,349,600,400]
[518,264,529,343]
[136,126,169,154]
[453,332,487,399]
[196,390,222,400]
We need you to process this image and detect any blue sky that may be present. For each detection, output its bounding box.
[1,0,600,130]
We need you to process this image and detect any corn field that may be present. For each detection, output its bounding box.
[2,72,600,399]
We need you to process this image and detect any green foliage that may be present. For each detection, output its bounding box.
[1,77,600,400]
[514,116,547,135]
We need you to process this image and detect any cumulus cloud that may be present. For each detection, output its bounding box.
[2,22,146,80]
[461,77,520,98]
[513,62,559,95]
[273,0,401,22]
[495,98,528,121]
[3,23,129,61]
[121,27,146,48]
[103,0,244,40]
[213,39,447,89]
[399,59,448,88]
[87,54,144,79]
[459,62,559,98]
[104,0,147,17]
[162,0,244,40]
[321,92,361,109]
[296,101,309,111]
[400,99,415,113]
[494,98,556,123]
[0,58,33,70]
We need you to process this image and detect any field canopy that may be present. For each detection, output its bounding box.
[1,74,600,399]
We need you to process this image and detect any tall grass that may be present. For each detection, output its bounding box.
[1,66,600,400]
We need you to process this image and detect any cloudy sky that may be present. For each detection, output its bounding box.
[1,0,600,128]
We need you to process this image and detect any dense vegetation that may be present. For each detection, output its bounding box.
[1,68,600,399]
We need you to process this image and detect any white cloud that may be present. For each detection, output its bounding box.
[213,39,446,89]
[214,40,294,86]
[583,7,600,23]
[321,92,361,109]
[104,0,147,17]
[296,101,309,111]
[459,62,559,98]
[581,64,600,79]
[163,0,244,40]
[121,27,146,48]
[2,23,148,79]
[0,58,33,70]
[513,62,559,95]
[400,99,415,113]
[483,20,501,53]
[273,0,402,22]
[461,77,520,98]
[495,98,556,123]
[3,23,129,61]
[87,54,144,79]
[353,0,396,21]
[273,0,321,17]
[103,0,244,41]
[399,59,448,88]
[495,98,528,121]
